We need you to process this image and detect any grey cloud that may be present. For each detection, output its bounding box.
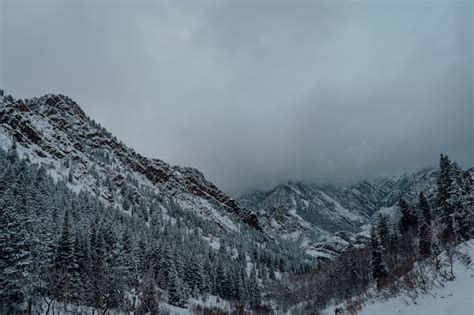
[1,0,472,195]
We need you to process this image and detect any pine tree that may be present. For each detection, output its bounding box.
[418,192,431,224]
[376,214,390,249]
[89,221,107,308]
[215,260,227,298]
[248,268,261,308]
[168,266,187,307]
[203,256,215,296]
[449,165,473,241]
[418,222,431,258]
[399,198,415,234]
[160,245,177,290]
[119,227,137,287]
[437,154,452,210]
[437,154,456,242]
[101,221,123,308]
[53,209,81,303]
[74,231,88,302]
[456,170,473,240]
[417,192,432,258]
[370,228,387,286]
[140,274,159,313]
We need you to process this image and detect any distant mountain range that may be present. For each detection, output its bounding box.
[239,167,441,259]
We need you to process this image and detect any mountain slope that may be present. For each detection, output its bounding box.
[0,93,261,231]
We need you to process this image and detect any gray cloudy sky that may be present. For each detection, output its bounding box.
[1,0,472,195]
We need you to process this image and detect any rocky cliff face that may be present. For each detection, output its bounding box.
[0,93,261,231]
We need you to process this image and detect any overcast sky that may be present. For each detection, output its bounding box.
[1,0,472,195]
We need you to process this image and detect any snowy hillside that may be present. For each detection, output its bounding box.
[0,93,260,232]
[327,241,474,315]
[358,263,474,315]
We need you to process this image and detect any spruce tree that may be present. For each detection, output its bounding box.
[168,266,187,307]
[399,198,414,234]
[418,192,431,224]
[376,214,390,249]
[449,165,473,241]
[53,209,81,303]
[215,260,227,298]
[89,221,107,308]
[437,154,455,242]
[160,245,177,290]
[417,192,432,258]
[248,268,261,308]
[370,228,387,286]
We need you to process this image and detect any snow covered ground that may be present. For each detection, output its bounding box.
[327,241,474,315]
[162,295,233,315]
[359,268,473,314]
[37,294,233,315]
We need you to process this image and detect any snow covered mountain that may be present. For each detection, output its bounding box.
[0,91,444,264]
[0,93,262,232]
[0,91,314,313]
[239,170,439,258]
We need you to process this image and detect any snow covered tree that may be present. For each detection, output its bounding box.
[89,221,108,308]
[437,154,456,243]
[167,264,188,307]
[247,268,261,308]
[376,214,390,249]
[52,209,82,303]
[0,189,33,310]
[449,165,473,241]
[437,154,452,210]
[399,198,417,234]
[398,198,418,261]
[184,253,205,297]
[417,192,432,258]
[418,192,432,224]
[139,274,160,313]
[370,228,387,286]
[215,260,227,298]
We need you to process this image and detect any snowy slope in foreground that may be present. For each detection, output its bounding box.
[330,242,474,315]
